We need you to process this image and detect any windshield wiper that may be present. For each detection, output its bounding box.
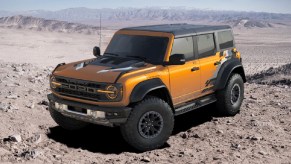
[126,55,147,61]
[104,52,119,56]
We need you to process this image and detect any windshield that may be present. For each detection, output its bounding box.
[104,34,169,64]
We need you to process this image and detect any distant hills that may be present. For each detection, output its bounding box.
[0,7,290,30]
[225,19,275,28]
[0,15,101,34]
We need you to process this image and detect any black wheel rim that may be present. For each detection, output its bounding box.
[231,83,241,105]
[138,111,164,139]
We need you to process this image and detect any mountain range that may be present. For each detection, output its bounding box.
[0,15,101,34]
[0,7,291,29]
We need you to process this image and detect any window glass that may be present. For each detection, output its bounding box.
[218,31,234,49]
[171,37,194,60]
[105,34,169,65]
[197,34,215,58]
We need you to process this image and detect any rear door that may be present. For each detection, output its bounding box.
[167,36,201,105]
[194,33,221,95]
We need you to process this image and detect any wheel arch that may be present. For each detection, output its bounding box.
[214,58,246,91]
[130,78,174,109]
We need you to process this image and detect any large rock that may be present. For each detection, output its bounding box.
[9,134,22,142]
[6,95,18,99]
[0,102,9,112]
[20,149,42,159]
[141,156,151,163]
[27,134,42,144]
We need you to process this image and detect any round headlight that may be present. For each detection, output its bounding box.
[50,76,58,89]
[105,85,119,99]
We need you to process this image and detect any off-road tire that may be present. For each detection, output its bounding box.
[120,96,174,151]
[49,105,88,130]
[216,74,244,116]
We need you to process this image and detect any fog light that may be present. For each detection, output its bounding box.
[106,112,113,116]
[55,102,67,111]
[87,110,105,119]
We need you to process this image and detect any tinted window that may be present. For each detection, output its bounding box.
[171,37,194,60]
[197,34,216,58]
[218,31,234,49]
[105,34,169,65]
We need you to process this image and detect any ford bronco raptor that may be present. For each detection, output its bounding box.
[48,24,246,151]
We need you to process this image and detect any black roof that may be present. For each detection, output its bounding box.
[122,24,231,37]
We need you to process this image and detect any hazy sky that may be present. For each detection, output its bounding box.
[1,0,291,14]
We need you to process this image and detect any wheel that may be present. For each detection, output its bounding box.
[120,96,174,151]
[49,105,88,130]
[215,74,244,116]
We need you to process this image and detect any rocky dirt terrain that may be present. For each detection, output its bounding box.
[0,26,291,163]
[248,63,291,87]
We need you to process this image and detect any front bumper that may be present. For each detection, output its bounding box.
[47,94,131,127]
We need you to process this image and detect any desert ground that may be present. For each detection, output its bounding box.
[0,26,291,164]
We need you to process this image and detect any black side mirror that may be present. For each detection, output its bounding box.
[168,54,186,65]
[93,46,101,57]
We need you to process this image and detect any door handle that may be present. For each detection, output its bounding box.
[214,61,221,66]
[191,67,199,72]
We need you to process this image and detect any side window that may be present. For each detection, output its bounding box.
[197,33,216,59]
[218,31,234,49]
[171,37,194,61]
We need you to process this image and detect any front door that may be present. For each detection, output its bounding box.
[168,36,201,106]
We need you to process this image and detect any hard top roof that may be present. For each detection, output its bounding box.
[121,23,231,37]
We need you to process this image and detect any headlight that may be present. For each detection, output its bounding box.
[50,75,61,89]
[106,85,119,99]
[97,84,122,101]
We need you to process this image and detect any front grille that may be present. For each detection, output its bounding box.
[53,77,106,101]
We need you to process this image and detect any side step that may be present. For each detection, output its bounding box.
[174,94,217,116]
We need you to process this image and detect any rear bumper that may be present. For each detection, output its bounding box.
[47,94,131,127]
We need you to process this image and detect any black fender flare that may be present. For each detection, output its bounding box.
[214,58,246,91]
[130,78,170,103]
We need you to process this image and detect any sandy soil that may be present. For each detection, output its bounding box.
[0,27,291,163]
[0,28,114,67]
[234,27,291,75]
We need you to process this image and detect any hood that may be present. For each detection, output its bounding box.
[53,56,152,83]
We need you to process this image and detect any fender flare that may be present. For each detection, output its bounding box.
[214,58,246,91]
[130,78,170,103]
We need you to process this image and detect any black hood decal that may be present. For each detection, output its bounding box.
[90,56,145,69]
[74,56,147,71]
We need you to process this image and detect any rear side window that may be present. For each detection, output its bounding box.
[197,34,216,58]
[171,37,194,61]
[218,31,234,49]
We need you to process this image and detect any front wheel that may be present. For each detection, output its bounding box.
[120,96,174,151]
[215,74,244,116]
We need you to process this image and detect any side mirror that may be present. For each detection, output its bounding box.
[168,54,186,65]
[93,46,101,57]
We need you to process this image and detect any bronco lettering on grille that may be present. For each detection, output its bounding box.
[60,83,97,93]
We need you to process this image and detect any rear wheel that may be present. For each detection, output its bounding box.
[49,105,88,130]
[216,74,244,116]
[120,96,174,151]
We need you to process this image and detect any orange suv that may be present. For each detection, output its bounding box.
[48,24,246,151]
